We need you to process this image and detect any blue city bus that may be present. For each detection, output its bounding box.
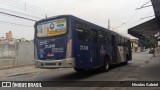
[34,15,132,72]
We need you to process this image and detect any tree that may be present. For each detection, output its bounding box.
[148,38,158,57]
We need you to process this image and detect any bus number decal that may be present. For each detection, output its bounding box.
[45,44,55,49]
[80,45,88,50]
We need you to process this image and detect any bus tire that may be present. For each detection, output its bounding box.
[124,61,128,65]
[124,55,128,65]
[74,68,85,72]
[102,57,110,72]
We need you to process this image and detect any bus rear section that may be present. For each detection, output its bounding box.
[34,16,75,68]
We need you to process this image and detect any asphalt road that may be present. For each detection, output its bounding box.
[1,52,160,90]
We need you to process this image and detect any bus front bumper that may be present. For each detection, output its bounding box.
[35,58,75,69]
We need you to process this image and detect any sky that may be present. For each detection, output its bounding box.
[0,0,155,40]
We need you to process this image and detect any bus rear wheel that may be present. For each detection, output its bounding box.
[102,57,110,72]
[74,68,85,72]
[124,55,128,65]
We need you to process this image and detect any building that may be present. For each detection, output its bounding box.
[6,31,13,40]
[131,39,138,53]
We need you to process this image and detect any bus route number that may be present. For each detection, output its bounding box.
[45,44,55,49]
[80,45,88,50]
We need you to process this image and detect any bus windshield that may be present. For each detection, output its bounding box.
[36,18,67,37]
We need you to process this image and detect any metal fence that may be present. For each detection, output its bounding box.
[0,43,15,60]
[0,41,34,67]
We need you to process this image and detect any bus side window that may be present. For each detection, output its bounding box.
[98,30,104,44]
[118,36,122,46]
[107,34,111,43]
[123,37,125,46]
[117,36,120,45]
[76,29,87,41]
[90,28,97,43]
[103,31,109,44]
[76,22,90,42]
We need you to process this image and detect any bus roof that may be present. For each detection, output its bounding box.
[70,15,130,39]
[35,15,130,39]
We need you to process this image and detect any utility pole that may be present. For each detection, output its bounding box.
[108,19,110,30]
[45,14,47,19]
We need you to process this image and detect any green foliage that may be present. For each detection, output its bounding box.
[139,38,158,48]
[147,38,158,48]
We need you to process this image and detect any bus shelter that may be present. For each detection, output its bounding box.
[128,0,160,39]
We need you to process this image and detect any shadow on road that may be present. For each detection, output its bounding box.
[43,70,103,81]
[41,63,128,81]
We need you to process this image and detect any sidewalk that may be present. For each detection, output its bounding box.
[0,65,38,79]
[124,53,160,81]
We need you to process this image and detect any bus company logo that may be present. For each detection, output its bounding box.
[57,24,64,27]
[49,23,54,30]
[2,82,11,87]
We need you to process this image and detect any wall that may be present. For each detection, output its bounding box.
[0,41,34,67]
[15,42,34,65]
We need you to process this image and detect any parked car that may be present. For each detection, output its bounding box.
[149,49,155,54]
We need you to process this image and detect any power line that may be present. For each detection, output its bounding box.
[0,8,42,19]
[0,2,48,17]
[135,5,152,10]
[0,0,57,16]
[135,1,152,10]
[125,11,138,24]
[1,0,25,8]
[112,23,126,30]
[23,2,55,14]
[0,0,41,12]
[127,1,154,27]
[4,0,28,8]
[0,11,37,21]
[6,0,48,12]
[0,1,47,17]
[141,1,151,7]
[0,1,25,11]
[0,20,33,27]
[119,2,154,29]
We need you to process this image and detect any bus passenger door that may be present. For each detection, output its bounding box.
[91,28,99,67]
[111,35,117,64]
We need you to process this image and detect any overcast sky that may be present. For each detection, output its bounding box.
[0,0,155,40]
